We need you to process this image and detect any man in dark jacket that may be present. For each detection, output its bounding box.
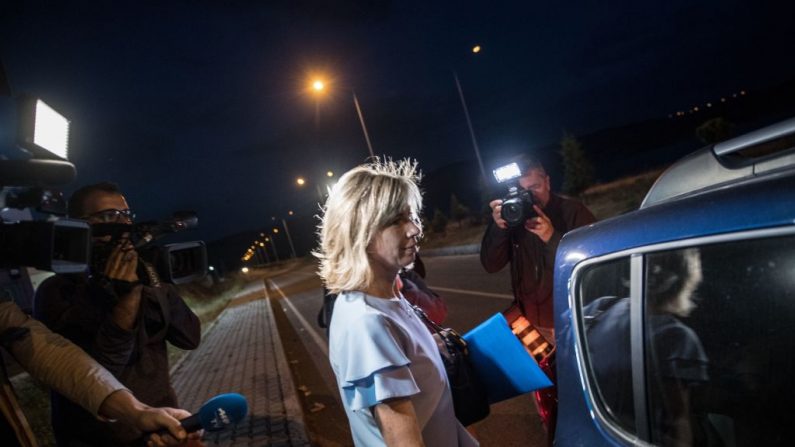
[480,156,595,342]
[34,182,201,446]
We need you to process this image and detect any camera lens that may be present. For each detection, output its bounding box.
[501,199,525,227]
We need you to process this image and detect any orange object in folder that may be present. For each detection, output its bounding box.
[510,316,554,362]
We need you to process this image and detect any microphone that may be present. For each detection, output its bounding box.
[180,393,248,433]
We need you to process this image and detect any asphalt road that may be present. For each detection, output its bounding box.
[269,254,548,447]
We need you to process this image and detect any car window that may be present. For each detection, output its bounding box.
[578,256,635,434]
[643,248,708,446]
[647,236,795,446]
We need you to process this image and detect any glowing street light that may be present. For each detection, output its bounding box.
[294,173,336,203]
[472,45,481,53]
[241,267,249,274]
[307,76,375,158]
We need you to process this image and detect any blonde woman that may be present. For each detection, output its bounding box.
[316,159,477,447]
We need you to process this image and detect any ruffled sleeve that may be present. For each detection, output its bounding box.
[336,312,420,411]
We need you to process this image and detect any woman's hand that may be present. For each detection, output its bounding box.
[373,397,425,447]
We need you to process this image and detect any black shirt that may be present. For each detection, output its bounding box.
[480,193,596,328]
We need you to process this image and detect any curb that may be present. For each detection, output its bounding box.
[262,285,311,445]
[420,243,480,257]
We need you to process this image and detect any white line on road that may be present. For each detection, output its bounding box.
[269,280,330,358]
[428,285,514,300]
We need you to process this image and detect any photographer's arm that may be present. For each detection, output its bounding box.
[162,285,201,350]
[106,240,142,331]
[78,240,144,375]
[480,222,512,273]
[480,199,513,273]
[524,205,562,269]
[541,201,597,268]
[33,276,133,376]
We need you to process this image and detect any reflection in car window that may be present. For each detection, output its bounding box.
[578,236,795,446]
[578,257,635,434]
[644,248,708,446]
[649,236,795,447]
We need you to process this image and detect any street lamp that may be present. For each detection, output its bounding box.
[308,77,375,159]
[296,171,335,203]
[452,46,488,186]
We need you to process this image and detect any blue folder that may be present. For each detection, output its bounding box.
[463,313,553,404]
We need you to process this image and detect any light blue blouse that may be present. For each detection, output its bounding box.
[328,291,477,447]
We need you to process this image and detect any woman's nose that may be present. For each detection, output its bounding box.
[406,221,420,238]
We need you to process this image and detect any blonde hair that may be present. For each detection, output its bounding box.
[315,158,423,294]
[647,248,702,317]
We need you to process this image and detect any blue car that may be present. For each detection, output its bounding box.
[554,117,795,446]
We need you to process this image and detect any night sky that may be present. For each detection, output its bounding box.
[2,1,794,242]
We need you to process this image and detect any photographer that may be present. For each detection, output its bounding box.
[33,182,201,447]
[480,155,595,342]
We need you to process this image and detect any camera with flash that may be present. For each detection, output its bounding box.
[492,162,537,228]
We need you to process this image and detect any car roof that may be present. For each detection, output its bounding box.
[559,167,795,261]
[641,117,795,208]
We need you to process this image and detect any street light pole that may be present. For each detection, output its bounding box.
[266,237,280,262]
[258,244,270,264]
[453,71,488,185]
[310,77,377,159]
[352,92,376,159]
[281,218,297,258]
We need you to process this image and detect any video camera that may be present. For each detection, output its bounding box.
[1,95,90,273]
[90,212,207,285]
[1,95,206,284]
[492,162,537,227]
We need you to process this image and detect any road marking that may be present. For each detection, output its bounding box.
[428,285,514,300]
[260,284,310,442]
[268,280,330,358]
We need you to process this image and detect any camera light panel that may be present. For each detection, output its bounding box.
[493,162,522,183]
[33,99,70,160]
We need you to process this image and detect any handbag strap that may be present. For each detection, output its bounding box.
[410,303,443,332]
[409,303,469,353]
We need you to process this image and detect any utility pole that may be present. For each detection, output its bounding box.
[453,71,488,185]
[282,218,297,258]
[353,92,376,159]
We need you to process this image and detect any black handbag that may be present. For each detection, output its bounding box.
[411,305,490,426]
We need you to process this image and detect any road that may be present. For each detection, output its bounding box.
[267,254,548,447]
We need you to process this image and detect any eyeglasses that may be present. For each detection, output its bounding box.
[83,208,136,223]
